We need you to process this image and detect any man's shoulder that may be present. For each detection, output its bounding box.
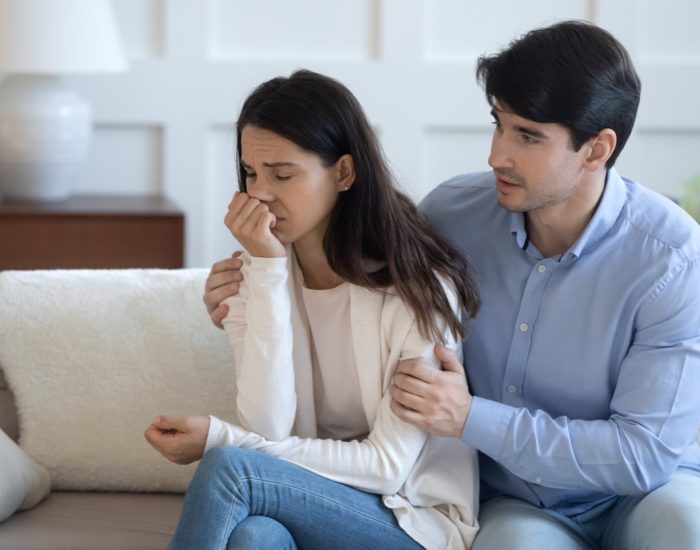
[419,171,497,218]
[620,175,700,258]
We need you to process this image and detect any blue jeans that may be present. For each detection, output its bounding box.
[168,447,423,550]
[472,468,700,550]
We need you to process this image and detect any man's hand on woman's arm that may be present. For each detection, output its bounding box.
[203,251,244,329]
[390,344,472,438]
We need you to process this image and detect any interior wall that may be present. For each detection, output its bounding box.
[56,0,700,267]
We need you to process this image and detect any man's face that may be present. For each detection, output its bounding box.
[488,103,591,215]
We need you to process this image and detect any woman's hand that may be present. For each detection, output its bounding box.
[225,191,286,258]
[144,415,210,465]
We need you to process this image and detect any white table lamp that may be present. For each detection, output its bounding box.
[0,0,128,202]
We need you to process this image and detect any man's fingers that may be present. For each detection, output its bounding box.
[207,258,243,282]
[435,344,464,373]
[205,284,239,310]
[389,383,425,412]
[392,371,431,397]
[390,399,428,429]
[395,358,436,384]
[212,304,229,329]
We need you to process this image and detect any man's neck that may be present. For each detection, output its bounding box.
[526,171,607,258]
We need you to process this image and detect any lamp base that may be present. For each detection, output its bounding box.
[0,75,92,202]
[0,162,82,202]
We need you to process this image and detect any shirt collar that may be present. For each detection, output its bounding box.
[509,168,627,260]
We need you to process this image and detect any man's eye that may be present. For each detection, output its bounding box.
[245,172,256,179]
[521,134,537,144]
[276,175,292,181]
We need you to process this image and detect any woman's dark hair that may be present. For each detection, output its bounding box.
[236,69,479,342]
[476,20,641,168]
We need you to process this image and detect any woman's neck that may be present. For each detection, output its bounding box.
[293,237,344,290]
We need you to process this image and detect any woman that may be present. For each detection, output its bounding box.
[145,70,480,549]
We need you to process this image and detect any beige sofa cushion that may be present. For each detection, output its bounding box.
[0,492,182,550]
[0,269,238,492]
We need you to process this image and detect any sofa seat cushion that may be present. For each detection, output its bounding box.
[0,492,183,550]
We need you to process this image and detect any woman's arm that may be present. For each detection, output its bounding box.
[221,254,297,441]
[208,287,462,496]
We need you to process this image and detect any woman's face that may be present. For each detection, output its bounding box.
[239,125,350,247]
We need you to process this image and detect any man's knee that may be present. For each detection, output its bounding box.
[473,497,593,550]
[606,468,700,550]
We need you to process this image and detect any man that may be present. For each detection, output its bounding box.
[204,21,700,549]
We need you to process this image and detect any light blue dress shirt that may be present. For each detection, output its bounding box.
[420,169,700,516]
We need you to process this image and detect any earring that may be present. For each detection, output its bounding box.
[343,186,350,191]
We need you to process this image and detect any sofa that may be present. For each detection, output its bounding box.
[0,268,240,550]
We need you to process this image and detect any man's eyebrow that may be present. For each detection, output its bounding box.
[514,125,549,140]
[491,109,549,140]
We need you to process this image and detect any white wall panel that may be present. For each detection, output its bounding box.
[423,0,589,60]
[419,128,492,200]
[111,0,165,59]
[73,126,163,195]
[615,131,700,199]
[637,0,700,63]
[208,0,379,61]
[205,127,239,263]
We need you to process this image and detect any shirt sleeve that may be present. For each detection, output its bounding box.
[220,254,297,441]
[463,261,700,495]
[207,287,462,496]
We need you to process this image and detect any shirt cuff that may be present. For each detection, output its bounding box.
[204,415,224,454]
[461,396,513,459]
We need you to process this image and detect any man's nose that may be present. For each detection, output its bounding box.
[488,133,513,169]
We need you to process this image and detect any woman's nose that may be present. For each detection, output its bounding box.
[247,176,274,203]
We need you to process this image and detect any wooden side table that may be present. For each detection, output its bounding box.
[0,195,185,269]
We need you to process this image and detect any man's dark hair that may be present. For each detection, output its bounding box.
[476,20,641,168]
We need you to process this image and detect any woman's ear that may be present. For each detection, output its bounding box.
[335,154,356,191]
[584,129,617,172]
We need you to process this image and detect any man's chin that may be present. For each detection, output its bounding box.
[496,194,527,213]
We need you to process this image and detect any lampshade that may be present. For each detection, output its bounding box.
[0,0,128,202]
[0,0,128,74]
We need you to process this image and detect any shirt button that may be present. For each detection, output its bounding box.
[535,477,543,485]
[519,323,529,332]
[537,265,546,273]
[507,384,517,394]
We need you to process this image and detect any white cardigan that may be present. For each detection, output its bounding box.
[206,252,479,550]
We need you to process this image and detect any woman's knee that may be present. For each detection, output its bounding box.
[227,516,297,550]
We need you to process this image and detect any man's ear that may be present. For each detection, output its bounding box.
[335,154,356,191]
[584,129,617,172]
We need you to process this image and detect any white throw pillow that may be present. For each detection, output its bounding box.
[0,429,50,522]
[0,269,238,492]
